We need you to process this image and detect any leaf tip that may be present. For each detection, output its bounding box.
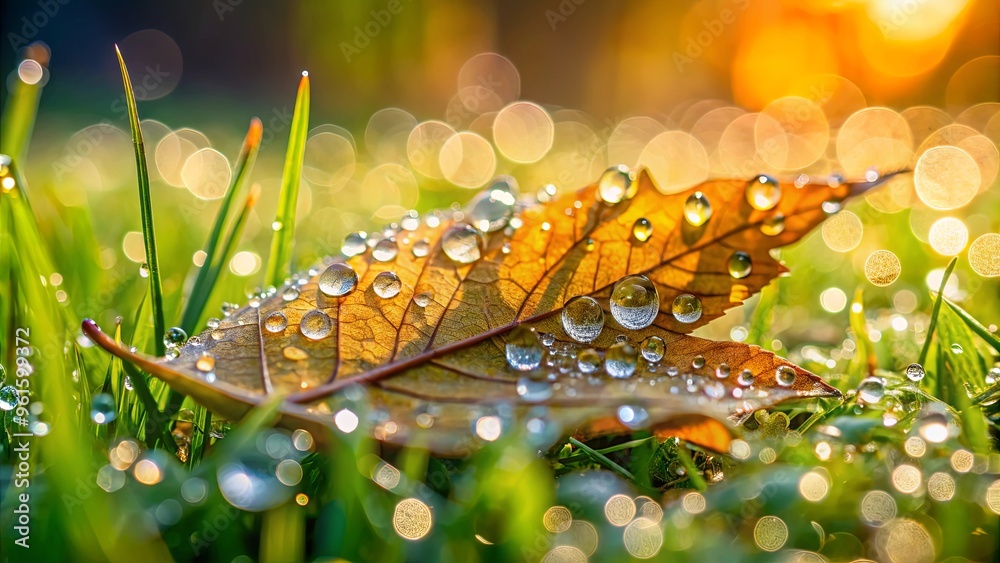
[247,117,264,147]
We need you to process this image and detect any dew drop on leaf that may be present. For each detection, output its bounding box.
[632,218,653,243]
[728,251,753,279]
[716,363,730,379]
[858,377,885,403]
[738,369,755,386]
[206,317,221,329]
[905,363,925,382]
[412,238,430,258]
[372,271,402,299]
[0,385,20,411]
[372,238,399,262]
[442,223,483,264]
[400,211,420,232]
[561,296,604,343]
[164,327,188,349]
[414,292,433,308]
[300,310,333,341]
[672,294,703,324]
[746,174,781,210]
[281,286,300,302]
[264,311,288,333]
[640,335,665,362]
[610,275,659,330]
[318,263,358,297]
[342,231,367,256]
[683,191,712,226]
[761,213,786,236]
[692,355,706,369]
[577,349,602,373]
[506,326,543,371]
[585,238,595,252]
[90,393,116,424]
[516,377,553,402]
[195,354,216,372]
[605,342,637,378]
[776,365,796,386]
[598,164,635,204]
[468,176,517,233]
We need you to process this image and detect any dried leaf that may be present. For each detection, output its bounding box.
[85,170,892,455]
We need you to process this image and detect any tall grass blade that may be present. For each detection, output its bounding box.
[941,296,1000,353]
[115,44,166,356]
[265,72,310,288]
[918,256,958,366]
[180,118,264,334]
[0,44,48,162]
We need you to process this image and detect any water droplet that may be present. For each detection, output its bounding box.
[164,327,188,349]
[414,292,433,307]
[342,231,367,256]
[372,271,402,299]
[776,365,796,386]
[728,251,753,279]
[412,238,430,258]
[950,343,963,354]
[442,223,483,264]
[90,393,116,424]
[716,363,730,379]
[684,192,712,226]
[640,336,665,362]
[318,263,358,297]
[206,317,221,329]
[195,354,216,372]
[516,377,553,402]
[672,294,703,324]
[692,355,705,369]
[264,312,288,333]
[400,211,420,231]
[373,238,399,262]
[577,349,602,373]
[858,377,885,403]
[468,178,517,233]
[632,218,653,243]
[585,238,596,252]
[761,213,786,236]
[987,366,1000,385]
[300,310,333,340]
[283,346,308,361]
[0,385,19,410]
[905,363,925,382]
[821,200,842,214]
[506,326,543,371]
[221,302,239,317]
[541,333,556,347]
[747,174,781,210]
[738,369,755,386]
[561,296,604,343]
[281,286,300,302]
[598,164,636,204]
[610,275,659,330]
[605,342,638,378]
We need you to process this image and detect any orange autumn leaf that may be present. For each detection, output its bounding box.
[84,169,893,455]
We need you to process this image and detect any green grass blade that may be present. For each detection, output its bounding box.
[0,44,47,162]
[115,45,166,356]
[261,501,305,563]
[202,185,262,308]
[568,437,637,481]
[940,295,1000,353]
[180,118,264,334]
[918,256,958,366]
[264,72,310,288]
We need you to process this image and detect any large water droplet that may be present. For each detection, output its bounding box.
[412,239,430,258]
[561,296,604,343]
[728,252,753,279]
[90,393,117,424]
[318,263,358,297]
[164,327,188,349]
[442,224,483,264]
[632,218,653,243]
[516,377,553,402]
[342,231,367,256]
[0,385,19,411]
[373,271,402,298]
[858,376,885,403]
[684,192,712,226]
[506,326,543,371]
[373,238,399,262]
[987,366,1000,385]
[468,177,517,232]
[605,342,638,378]
[610,275,659,330]
[905,363,925,382]
[300,310,333,340]
[598,165,636,204]
[264,311,288,333]
[776,365,796,387]
[747,174,781,210]
[640,336,665,362]
[761,213,785,236]
[578,349,602,373]
[672,294,703,324]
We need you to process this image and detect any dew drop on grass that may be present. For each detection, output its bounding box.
[605,342,637,378]
[373,238,399,262]
[728,251,753,279]
[300,310,333,340]
[195,354,216,372]
[684,192,712,226]
[610,275,659,330]
[373,271,402,299]
[598,164,635,204]
[632,218,653,243]
[342,231,367,256]
[747,174,781,210]
[776,365,796,386]
[672,294,703,323]
[0,385,20,410]
[164,327,188,349]
[281,286,300,302]
[516,377,553,402]
[561,296,604,343]
[905,363,925,382]
[950,343,963,354]
[988,366,1000,385]
[640,335,665,362]
[412,238,430,258]
[506,326,543,371]
[318,263,358,297]
[90,393,117,424]
[442,223,483,264]
[761,213,786,236]
[858,377,885,403]
[577,349,602,373]
[264,312,288,333]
